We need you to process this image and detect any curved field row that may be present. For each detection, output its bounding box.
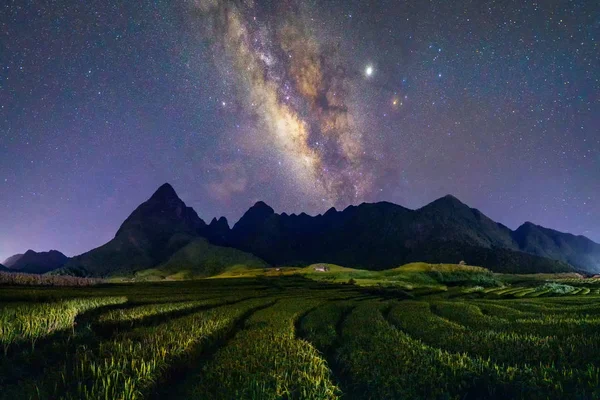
[494,299,600,316]
[387,301,600,369]
[96,293,263,325]
[433,301,600,337]
[2,297,273,400]
[471,302,537,320]
[332,301,600,399]
[0,296,127,353]
[482,284,599,299]
[2,279,599,400]
[172,297,340,399]
[299,300,357,352]
[512,288,539,297]
[558,278,600,284]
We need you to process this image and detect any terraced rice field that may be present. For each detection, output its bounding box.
[1,278,599,399]
[481,282,600,298]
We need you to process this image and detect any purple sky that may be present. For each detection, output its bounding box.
[1,0,598,261]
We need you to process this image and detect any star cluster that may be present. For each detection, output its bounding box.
[0,0,598,259]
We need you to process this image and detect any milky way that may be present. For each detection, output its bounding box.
[193,0,371,205]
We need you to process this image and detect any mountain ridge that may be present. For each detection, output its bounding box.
[2,253,24,268]
[224,197,581,273]
[512,221,600,272]
[55,183,600,277]
[4,250,69,274]
[58,183,209,277]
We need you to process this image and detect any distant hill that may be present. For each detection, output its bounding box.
[3,253,24,268]
[6,250,69,274]
[134,238,268,280]
[513,222,600,272]
[57,183,209,277]
[0,263,8,272]
[54,183,600,278]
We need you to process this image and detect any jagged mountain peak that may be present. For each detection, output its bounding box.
[425,194,469,209]
[518,221,538,229]
[115,183,206,239]
[324,207,337,216]
[250,201,275,214]
[209,216,230,229]
[150,183,180,201]
[23,249,63,256]
[233,201,275,229]
[60,183,210,277]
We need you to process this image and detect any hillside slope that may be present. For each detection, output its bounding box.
[58,183,208,277]
[3,253,24,268]
[6,250,69,274]
[513,222,600,273]
[135,238,268,280]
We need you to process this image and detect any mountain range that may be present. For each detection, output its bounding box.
[224,196,597,274]
[10,183,600,278]
[2,250,69,274]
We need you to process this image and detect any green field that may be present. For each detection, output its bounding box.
[1,269,600,399]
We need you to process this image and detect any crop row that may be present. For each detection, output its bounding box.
[430,301,600,337]
[484,285,600,298]
[388,301,600,369]
[96,294,258,325]
[337,301,600,399]
[0,296,127,353]
[299,300,356,352]
[1,297,271,400]
[180,297,340,399]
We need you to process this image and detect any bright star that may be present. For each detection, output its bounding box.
[365,65,374,77]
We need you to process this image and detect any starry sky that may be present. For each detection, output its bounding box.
[1,0,598,261]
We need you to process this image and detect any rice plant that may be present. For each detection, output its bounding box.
[0,296,126,353]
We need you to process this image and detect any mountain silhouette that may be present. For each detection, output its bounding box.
[226,196,575,273]
[59,183,208,277]
[57,183,600,277]
[205,216,230,246]
[3,253,24,268]
[4,250,69,274]
[513,222,600,272]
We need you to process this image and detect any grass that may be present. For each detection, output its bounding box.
[0,296,126,354]
[1,273,600,399]
[25,297,271,399]
[133,238,268,280]
[180,297,341,399]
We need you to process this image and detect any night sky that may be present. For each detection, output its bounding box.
[1,0,598,261]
